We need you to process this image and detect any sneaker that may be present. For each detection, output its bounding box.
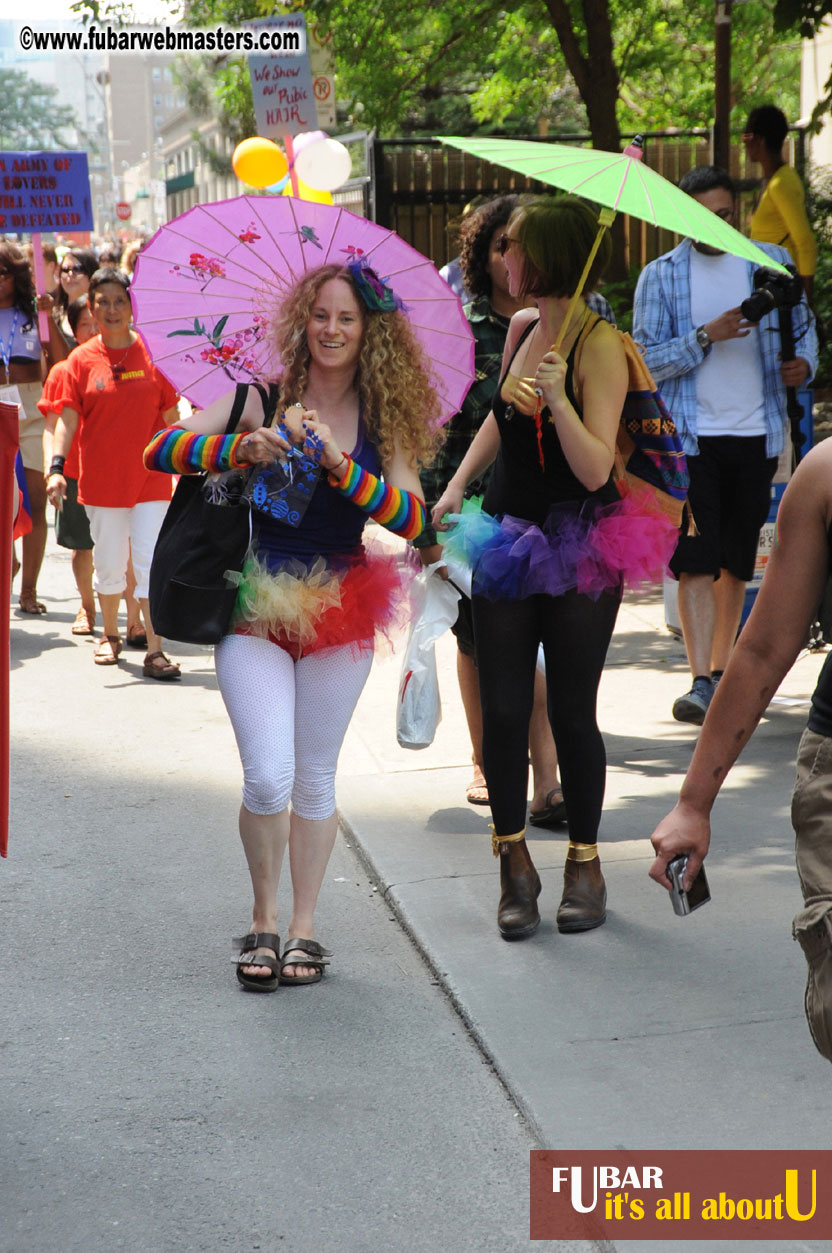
[672,676,714,725]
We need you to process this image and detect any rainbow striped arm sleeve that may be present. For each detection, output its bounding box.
[143,426,248,475]
[329,455,426,541]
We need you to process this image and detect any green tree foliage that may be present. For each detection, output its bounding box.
[616,1,799,132]
[0,68,81,150]
[469,1,799,139]
[773,0,832,130]
[773,0,832,37]
[68,0,803,143]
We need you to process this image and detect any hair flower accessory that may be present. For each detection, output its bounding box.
[347,256,406,313]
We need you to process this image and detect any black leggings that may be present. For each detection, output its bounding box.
[472,587,621,842]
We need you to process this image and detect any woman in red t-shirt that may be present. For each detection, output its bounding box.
[46,268,181,679]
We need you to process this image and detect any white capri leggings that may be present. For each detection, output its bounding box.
[85,499,170,599]
[214,633,374,821]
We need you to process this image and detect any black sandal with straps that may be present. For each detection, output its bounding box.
[233,931,281,993]
[279,938,331,986]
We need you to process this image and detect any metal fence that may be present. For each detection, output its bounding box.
[371,130,807,273]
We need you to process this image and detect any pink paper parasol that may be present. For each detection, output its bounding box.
[130,195,475,424]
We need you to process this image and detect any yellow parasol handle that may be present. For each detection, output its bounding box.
[552,206,617,354]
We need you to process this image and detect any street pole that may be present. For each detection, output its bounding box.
[713,0,733,171]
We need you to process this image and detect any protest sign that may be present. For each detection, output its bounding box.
[0,151,92,234]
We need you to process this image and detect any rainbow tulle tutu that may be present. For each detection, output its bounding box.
[442,486,678,602]
[229,542,412,658]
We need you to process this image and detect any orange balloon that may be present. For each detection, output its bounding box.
[232,138,288,189]
[281,175,333,205]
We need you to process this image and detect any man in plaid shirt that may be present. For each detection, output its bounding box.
[634,165,817,726]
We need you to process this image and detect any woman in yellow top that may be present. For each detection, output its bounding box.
[743,105,817,300]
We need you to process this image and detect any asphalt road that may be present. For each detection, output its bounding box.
[3,538,554,1253]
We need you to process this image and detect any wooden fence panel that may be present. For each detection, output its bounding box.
[373,131,788,278]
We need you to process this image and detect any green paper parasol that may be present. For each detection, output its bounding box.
[441,135,787,274]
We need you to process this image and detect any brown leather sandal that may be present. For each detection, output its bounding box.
[234,931,281,993]
[125,624,148,649]
[142,651,181,681]
[72,607,95,636]
[94,635,122,665]
[279,938,331,985]
[528,787,568,829]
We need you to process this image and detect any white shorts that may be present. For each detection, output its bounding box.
[84,500,169,599]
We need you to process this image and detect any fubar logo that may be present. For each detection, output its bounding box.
[553,1164,663,1213]
[530,1151,831,1241]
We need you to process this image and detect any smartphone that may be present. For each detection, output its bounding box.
[666,854,711,916]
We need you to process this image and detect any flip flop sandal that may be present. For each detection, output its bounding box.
[279,938,331,986]
[466,781,490,805]
[234,931,281,993]
[94,635,122,666]
[125,626,148,649]
[142,651,181,681]
[72,607,95,636]
[528,788,568,829]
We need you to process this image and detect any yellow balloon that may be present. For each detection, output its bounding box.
[281,175,333,205]
[232,138,288,190]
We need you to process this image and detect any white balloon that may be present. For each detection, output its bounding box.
[294,138,352,192]
[291,129,327,155]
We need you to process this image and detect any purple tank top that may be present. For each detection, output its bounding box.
[254,414,381,566]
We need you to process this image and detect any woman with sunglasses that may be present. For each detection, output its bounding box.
[53,248,98,345]
[433,196,654,942]
[0,241,67,614]
[414,195,563,822]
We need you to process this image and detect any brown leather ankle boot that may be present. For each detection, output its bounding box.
[556,848,606,933]
[496,834,542,940]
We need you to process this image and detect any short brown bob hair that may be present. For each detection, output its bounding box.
[510,196,610,299]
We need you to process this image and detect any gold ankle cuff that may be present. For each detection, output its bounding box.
[490,825,526,858]
[566,842,599,863]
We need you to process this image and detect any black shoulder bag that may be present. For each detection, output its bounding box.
[149,382,278,645]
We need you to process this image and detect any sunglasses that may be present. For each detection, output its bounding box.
[497,235,520,257]
[0,268,12,278]
[61,265,83,275]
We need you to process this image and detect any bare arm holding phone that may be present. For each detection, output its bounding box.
[649,439,832,893]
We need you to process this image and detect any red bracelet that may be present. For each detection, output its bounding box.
[328,452,351,483]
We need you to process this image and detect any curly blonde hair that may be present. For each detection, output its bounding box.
[270,264,443,467]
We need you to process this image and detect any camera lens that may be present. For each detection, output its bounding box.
[740,289,775,323]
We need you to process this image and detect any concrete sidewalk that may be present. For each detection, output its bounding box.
[337,582,832,1252]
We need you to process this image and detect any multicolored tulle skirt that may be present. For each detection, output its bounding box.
[442,486,678,602]
[227,542,412,659]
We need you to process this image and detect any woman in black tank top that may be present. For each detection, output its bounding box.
[432,196,630,942]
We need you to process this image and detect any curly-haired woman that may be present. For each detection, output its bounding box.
[143,261,439,991]
[0,241,67,613]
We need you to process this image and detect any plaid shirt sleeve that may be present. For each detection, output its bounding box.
[633,249,704,385]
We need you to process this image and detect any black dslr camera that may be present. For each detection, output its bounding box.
[740,265,803,324]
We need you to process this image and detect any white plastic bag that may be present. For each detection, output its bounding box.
[396,563,461,749]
